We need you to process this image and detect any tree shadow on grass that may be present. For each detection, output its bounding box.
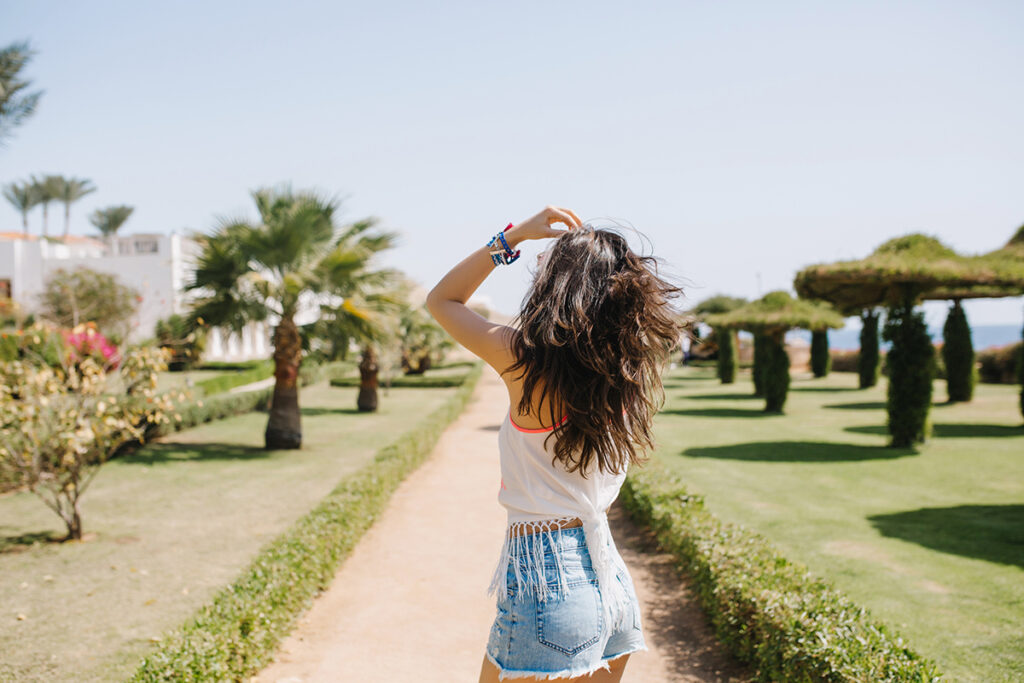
[824,401,888,411]
[117,441,271,465]
[790,386,862,393]
[661,407,775,419]
[0,530,64,554]
[868,504,1024,569]
[846,424,1024,438]
[682,440,918,462]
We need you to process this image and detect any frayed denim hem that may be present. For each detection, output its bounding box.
[485,644,646,680]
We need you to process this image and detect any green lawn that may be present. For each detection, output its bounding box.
[653,365,1024,682]
[0,379,458,683]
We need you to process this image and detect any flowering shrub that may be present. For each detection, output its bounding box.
[60,322,121,368]
[0,328,182,541]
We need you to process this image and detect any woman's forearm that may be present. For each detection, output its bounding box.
[426,228,526,305]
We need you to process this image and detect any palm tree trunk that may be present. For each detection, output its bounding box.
[265,317,303,449]
[357,345,379,411]
[21,211,28,234]
[63,202,70,238]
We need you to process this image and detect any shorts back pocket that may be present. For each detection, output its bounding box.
[535,580,603,656]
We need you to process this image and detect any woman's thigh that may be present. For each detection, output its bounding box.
[478,653,630,683]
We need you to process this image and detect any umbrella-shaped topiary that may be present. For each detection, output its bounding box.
[690,294,747,384]
[705,291,845,412]
[795,233,1024,446]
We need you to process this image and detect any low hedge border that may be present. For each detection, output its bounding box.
[329,372,470,389]
[130,362,484,681]
[193,360,275,396]
[620,461,942,682]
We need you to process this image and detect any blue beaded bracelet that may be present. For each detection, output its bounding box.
[487,223,520,265]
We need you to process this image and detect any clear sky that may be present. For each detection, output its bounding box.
[3,0,1022,329]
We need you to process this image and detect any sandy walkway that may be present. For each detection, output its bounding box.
[254,366,750,682]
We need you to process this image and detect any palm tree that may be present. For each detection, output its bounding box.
[2,180,40,233]
[0,41,44,148]
[185,184,399,448]
[56,177,97,237]
[31,174,64,236]
[89,205,134,250]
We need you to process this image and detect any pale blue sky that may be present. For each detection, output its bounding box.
[3,1,1022,330]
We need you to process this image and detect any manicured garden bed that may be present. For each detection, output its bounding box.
[0,364,478,682]
[645,364,1023,681]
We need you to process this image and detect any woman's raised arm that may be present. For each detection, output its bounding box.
[425,206,582,376]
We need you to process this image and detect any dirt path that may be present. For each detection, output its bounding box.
[254,366,750,682]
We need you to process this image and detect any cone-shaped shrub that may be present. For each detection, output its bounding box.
[942,300,975,402]
[717,328,738,384]
[858,309,881,389]
[1019,323,1024,421]
[810,329,830,377]
[764,331,791,412]
[752,333,767,397]
[882,297,935,447]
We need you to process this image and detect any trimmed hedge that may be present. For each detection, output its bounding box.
[859,309,881,389]
[763,333,790,413]
[941,301,975,402]
[193,360,274,396]
[620,462,942,682]
[811,329,831,378]
[130,363,483,682]
[329,372,470,389]
[977,341,1023,385]
[752,333,768,397]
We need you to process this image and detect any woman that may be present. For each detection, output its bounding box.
[426,206,685,681]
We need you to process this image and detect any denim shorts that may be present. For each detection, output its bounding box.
[485,526,647,679]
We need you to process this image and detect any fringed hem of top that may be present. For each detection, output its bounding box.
[487,512,631,633]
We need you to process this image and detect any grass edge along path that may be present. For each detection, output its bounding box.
[620,460,942,683]
[129,362,483,682]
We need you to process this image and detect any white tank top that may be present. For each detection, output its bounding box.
[488,407,630,626]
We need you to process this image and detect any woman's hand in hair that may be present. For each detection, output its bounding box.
[506,206,583,245]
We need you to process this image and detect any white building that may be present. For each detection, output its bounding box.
[0,231,269,362]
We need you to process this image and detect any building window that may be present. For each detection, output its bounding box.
[134,239,159,254]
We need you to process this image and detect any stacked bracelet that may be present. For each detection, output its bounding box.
[487,223,521,265]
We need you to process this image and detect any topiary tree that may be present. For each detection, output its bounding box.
[942,299,975,402]
[858,308,881,389]
[796,232,1024,445]
[752,332,767,397]
[810,329,831,378]
[717,328,738,384]
[706,291,844,413]
[1018,321,1024,422]
[690,294,747,384]
[882,292,935,447]
[763,330,791,412]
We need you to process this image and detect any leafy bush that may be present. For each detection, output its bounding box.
[830,348,859,373]
[131,364,483,682]
[38,266,140,344]
[620,462,942,682]
[155,314,207,371]
[977,342,1022,384]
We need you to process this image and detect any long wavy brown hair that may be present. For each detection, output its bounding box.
[504,225,687,476]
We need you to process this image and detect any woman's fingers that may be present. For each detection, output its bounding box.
[545,206,581,229]
[561,207,583,227]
